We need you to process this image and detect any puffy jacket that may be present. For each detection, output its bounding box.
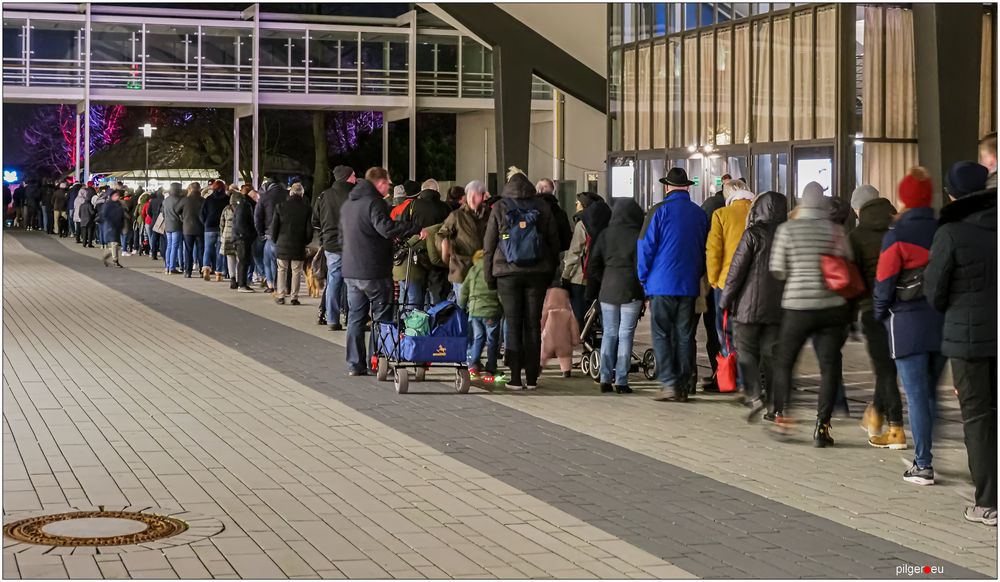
[924,189,997,359]
[340,179,418,280]
[539,193,573,252]
[701,190,725,218]
[719,191,788,325]
[585,198,645,305]
[482,174,562,288]
[200,188,229,231]
[848,198,897,314]
[873,207,944,358]
[66,184,81,213]
[232,195,257,242]
[161,185,184,232]
[220,201,237,256]
[637,190,709,297]
[437,203,488,283]
[316,180,352,254]
[409,189,451,229]
[562,200,611,285]
[254,181,287,239]
[73,194,86,223]
[78,198,95,226]
[706,196,752,288]
[770,207,850,311]
[99,198,124,240]
[271,195,312,261]
[178,193,205,236]
[458,256,502,318]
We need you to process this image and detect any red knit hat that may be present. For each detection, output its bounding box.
[898,167,932,208]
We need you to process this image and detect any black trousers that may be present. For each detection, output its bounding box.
[771,304,849,422]
[861,310,903,423]
[496,273,549,386]
[952,357,997,509]
[702,287,721,374]
[235,239,253,288]
[81,223,95,246]
[733,321,780,403]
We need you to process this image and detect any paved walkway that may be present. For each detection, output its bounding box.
[3,231,996,579]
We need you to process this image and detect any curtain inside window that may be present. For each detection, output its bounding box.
[610,49,622,152]
[638,44,651,150]
[981,13,995,137]
[753,20,770,141]
[716,29,732,145]
[734,23,751,144]
[700,32,715,144]
[653,41,666,149]
[683,35,699,146]
[624,47,636,150]
[862,142,918,208]
[772,15,791,141]
[668,38,683,147]
[885,8,916,138]
[815,6,837,139]
[862,6,883,137]
[792,11,814,140]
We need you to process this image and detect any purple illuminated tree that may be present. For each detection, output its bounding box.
[21,104,126,178]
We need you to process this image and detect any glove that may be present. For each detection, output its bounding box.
[561,278,572,289]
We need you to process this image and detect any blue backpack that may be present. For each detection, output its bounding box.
[500,201,541,267]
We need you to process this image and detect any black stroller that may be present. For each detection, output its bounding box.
[579,300,657,382]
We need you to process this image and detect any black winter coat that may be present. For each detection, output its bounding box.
[200,189,229,230]
[848,198,897,314]
[52,188,68,212]
[924,189,997,359]
[718,191,788,325]
[701,190,725,218]
[340,179,419,280]
[316,180,352,253]
[146,193,164,226]
[409,189,451,228]
[100,198,125,241]
[585,199,645,305]
[254,182,287,239]
[482,174,561,288]
[78,199,95,226]
[232,196,257,242]
[178,193,205,236]
[539,193,573,252]
[271,196,312,260]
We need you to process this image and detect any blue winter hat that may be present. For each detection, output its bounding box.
[946,161,989,198]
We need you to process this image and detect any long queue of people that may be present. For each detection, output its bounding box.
[9,139,995,528]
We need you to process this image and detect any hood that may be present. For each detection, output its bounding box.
[581,199,612,238]
[727,188,755,206]
[748,191,788,227]
[502,173,536,200]
[939,188,997,228]
[417,189,441,202]
[349,179,380,201]
[857,197,897,230]
[538,192,560,208]
[609,198,645,229]
[168,183,183,197]
[229,192,242,206]
[542,286,572,312]
[828,196,851,225]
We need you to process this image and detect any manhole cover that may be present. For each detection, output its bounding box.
[4,510,187,547]
[3,506,224,553]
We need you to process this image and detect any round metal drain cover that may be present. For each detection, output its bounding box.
[3,507,223,553]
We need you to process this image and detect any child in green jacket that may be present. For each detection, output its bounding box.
[459,250,504,382]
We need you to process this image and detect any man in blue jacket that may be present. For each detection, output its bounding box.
[638,167,710,402]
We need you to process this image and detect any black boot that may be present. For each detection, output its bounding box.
[600,382,614,393]
[813,420,835,448]
[614,385,633,394]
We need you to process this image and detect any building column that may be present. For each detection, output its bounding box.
[552,89,565,183]
[407,11,417,180]
[83,3,91,182]
[74,106,81,183]
[492,45,533,175]
[233,108,241,185]
[382,119,389,172]
[251,3,260,188]
[833,4,855,201]
[913,4,983,205]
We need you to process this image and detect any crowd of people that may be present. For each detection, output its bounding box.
[4,134,996,527]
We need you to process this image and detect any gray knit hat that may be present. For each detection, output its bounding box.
[850,184,879,211]
[799,181,829,210]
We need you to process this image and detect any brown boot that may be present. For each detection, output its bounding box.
[202,266,211,281]
[215,272,223,282]
[868,423,907,449]
[860,403,884,437]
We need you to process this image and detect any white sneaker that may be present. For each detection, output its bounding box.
[505,384,524,391]
[526,385,537,391]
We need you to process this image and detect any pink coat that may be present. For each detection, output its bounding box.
[540,287,581,359]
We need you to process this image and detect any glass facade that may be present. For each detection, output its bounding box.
[609,3,998,206]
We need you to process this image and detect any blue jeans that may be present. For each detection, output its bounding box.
[649,295,697,389]
[600,300,643,386]
[263,238,278,288]
[165,231,183,270]
[41,205,50,232]
[897,352,947,469]
[401,279,425,311]
[452,283,462,301]
[251,237,265,280]
[714,287,743,387]
[469,316,501,373]
[203,230,223,274]
[325,251,345,320]
[345,277,393,373]
[183,234,203,275]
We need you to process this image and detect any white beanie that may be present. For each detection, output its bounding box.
[850,184,880,211]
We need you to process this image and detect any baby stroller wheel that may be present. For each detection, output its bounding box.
[394,369,409,394]
[587,350,600,381]
[642,348,657,381]
[415,366,426,382]
[580,350,592,376]
[376,357,389,381]
[455,368,471,394]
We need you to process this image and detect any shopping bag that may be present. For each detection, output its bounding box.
[820,255,864,299]
[715,310,738,393]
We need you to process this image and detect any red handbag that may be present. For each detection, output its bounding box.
[821,255,865,299]
[715,310,738,393]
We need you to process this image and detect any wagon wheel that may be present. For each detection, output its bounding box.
[455,368,471,394]
[394,369,409,394]
[376,357,389,381]
[587,350,601,381]
[415,366,426,382]
[642,348,657,381]
[580,351,592,376]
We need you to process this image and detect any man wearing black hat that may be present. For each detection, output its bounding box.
[925,161,997,526]
[638,167,710,402]
[314,165,356,330]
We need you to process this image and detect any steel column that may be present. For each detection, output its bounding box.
[408,11,417,179]
[141,23,146,88]
[83,4,91,181]
[74,107,81,182]
[304,30,310,93]
[24,18,30,87]
[197,25,202,91]
[356,31,362,95]
[382,118,389,171]
[233,108,240,184]
[251,4,260,187]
